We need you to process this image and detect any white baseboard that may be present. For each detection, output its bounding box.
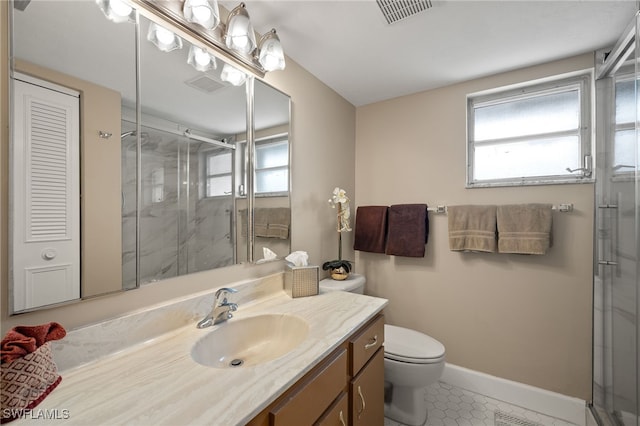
[440,363,587,426]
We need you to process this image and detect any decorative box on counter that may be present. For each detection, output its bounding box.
[284,264,319,298]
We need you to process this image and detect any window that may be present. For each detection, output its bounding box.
[467,73,592,187]
[150,167,165,202]
[255,136,289,195]
[205,150,233,197]
[613,74,639,175]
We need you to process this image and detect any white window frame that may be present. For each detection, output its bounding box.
[466,72,593,188]
[254,135,289,197]
[203,148,233,198]
[612,71,638,179]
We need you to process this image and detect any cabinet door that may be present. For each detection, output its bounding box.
[350,348,384,426]
[270,348,347,425]
[315,391,348,426]
[350,315,384,376]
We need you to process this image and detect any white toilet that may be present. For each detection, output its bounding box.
[319,274,446,426]
[383,324,445,425]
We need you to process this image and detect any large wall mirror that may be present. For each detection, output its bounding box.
[8,0,291,313]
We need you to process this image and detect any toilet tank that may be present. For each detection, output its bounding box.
[319,274,366,294]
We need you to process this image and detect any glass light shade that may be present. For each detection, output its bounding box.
[183,0,220,30]
[224,3,256,54]
[187,45,217,72]
[147,22,183,52]
[96,0,134,23]
[220,64,247,86]
[258,29,285,71]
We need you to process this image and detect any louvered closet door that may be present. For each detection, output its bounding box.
[12,77,80,311]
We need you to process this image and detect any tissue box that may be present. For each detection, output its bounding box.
[284,264,319,298]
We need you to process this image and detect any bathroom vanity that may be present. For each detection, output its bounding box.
[15,274,388,425]
[247,314,385,425]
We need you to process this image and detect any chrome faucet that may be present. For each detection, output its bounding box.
[197,287,238,329]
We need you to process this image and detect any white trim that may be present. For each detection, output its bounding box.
[441,363,587,426]
[12,72,80,98]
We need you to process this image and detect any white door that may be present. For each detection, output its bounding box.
[11,75,80,311]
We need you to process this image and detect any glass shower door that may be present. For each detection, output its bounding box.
[593,11,640,426]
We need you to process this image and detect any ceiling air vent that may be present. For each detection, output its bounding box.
[185,74,224,94]
[376,0,432,24]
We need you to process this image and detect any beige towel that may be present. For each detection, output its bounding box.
[497,204,552,255]
[447,205,497,253]
[254,208,270,238]
[239,208,290,239]
[265,208,290,240]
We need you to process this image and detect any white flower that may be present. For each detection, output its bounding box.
[329,187,352,232]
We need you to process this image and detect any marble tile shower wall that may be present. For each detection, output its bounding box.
[121,126,234,288]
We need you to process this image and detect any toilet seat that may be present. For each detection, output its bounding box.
[384,324,445,364]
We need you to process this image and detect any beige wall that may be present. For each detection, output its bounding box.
[2,1,596,402]
[355,53,595,400]
[0,2,356,332]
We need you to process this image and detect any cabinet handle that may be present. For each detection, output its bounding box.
[339,410,346,426]
[364,335,378,350]
[357,385,366,419]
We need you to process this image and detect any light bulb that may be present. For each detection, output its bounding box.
[109,0,132,17]
[220,64,246,86]
[156,27,175,46]
[192,5,212,22]
[262,55,278,70]
[194,47,211,67]
[233,35,249,50]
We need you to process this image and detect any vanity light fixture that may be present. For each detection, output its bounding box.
[147,22,183,52]
[224,3,257,55]
[187,45,217,72]
[183,0,220,30]
[220,63,247,86]
[256,29,285,72]
[96,0,135,23]
[98,0,286,77]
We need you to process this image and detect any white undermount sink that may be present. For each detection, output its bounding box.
[190,314,309,368]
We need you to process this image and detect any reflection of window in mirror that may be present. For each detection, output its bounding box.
[254,136,289,195]
[613,74,639,175]
[205,150,233,197]
[151,167,165,203]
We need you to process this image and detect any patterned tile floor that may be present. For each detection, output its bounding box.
[384,382,579,426]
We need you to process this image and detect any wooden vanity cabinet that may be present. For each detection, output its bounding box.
[247,314,385,426]
[349,315,385,426]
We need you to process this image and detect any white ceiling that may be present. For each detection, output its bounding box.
[223,0,638,106]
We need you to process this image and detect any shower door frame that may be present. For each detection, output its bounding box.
[593,10,640,426]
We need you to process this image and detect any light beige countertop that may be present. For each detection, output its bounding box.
[18,288,387,425]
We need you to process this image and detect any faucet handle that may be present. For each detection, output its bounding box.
[215,287,238,303]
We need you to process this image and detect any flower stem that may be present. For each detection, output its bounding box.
[337,203,343,260]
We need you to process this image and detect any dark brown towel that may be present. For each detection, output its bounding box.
[353,206,388,253]
[385,204,429,257]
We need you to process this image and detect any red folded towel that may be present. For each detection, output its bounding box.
[1,322,66,364]
[354,206,389,253]
[385,204,429,257]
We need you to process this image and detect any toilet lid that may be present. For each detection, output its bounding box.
[319,274,366,292]
[384,324,445,363]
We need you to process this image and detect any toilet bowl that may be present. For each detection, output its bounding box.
[384,324,445,426]
[318,274,446,425]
